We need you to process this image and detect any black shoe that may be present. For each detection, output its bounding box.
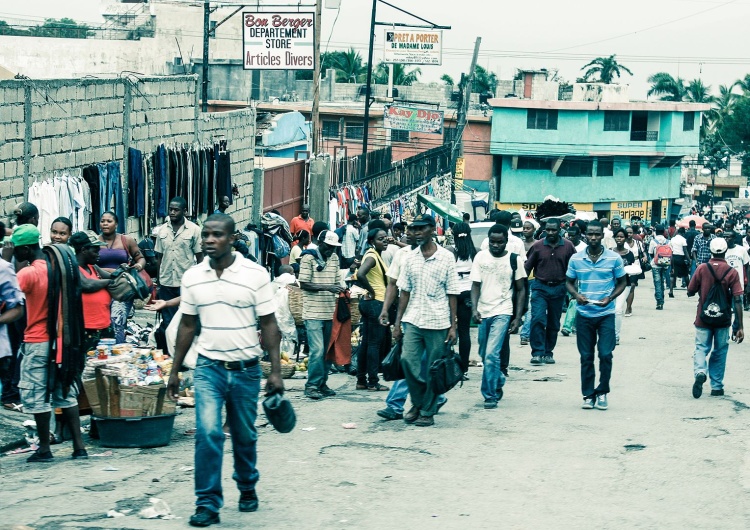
[692,372,707,399]
[27,450,53,463]
[239,490,259,512]
[530,356,544,365]
[656,304,664,310]
[561,329,571,337]
[543,355,556,365]
[403,406,420,424]
[189,507,220,527]
[319,386,336,397]
[496,386,504,401]
[668,292,675,298]
[377,407,403,420]
[710,389,725,396]
[72,449,89,460]
[436,398,448,413]
[304,388,323,400]
[484,399,498,409]
[501,368,509,378]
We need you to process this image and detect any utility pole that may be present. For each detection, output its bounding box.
[360,0,378,180]
[311,0,323,154]
[201,1,210,112]
[451,37,481,202]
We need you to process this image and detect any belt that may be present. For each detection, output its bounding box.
[221,358,259,370]
[537,279,564,286]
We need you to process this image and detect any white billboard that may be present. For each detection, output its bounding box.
[383,29,442,66]
[242,12,315,70]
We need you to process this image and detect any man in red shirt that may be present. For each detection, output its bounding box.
[289,204,314,245]
[687,238,744,399]
[13,225,88,462]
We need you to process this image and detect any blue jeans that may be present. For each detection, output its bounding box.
[693,326,730,391]
[652,266,668,304]
[576,313,615,397]
[385,351,446,414]
[478,314,511,401]
[520,279,534,338]
[111,300,133,344]
[529,282,566,358]
[305,319,332,390]
[155,144,168,217]
[103,161,126,227]
[194,356,261,513]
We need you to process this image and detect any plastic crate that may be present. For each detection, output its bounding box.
[92,413,176,448]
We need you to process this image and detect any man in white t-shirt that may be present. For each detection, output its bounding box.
[670,226,691,291]
[723,230,749,291]
[480,210,527,261]
[470,224,527,409]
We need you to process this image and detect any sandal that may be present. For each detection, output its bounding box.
[367,383,390,392]
[3,402,24,413]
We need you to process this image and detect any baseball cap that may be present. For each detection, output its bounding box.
[70,230,106,249]
[319,230,341,247]
[10,224,40,247]
[510,218,523,233]
[409,214,436,228]
[710,238,728,254]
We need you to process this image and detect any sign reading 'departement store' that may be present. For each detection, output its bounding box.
[383,29,442,66]
[383,104,444,134]
[242,13,314,70]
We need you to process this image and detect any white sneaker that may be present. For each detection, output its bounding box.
[595,394,608,410]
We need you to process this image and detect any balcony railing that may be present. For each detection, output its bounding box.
[630,131,658,141]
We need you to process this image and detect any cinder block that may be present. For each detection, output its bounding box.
[30,156,43,173]
[40,138,52,155]
[11,178,25,196]
[0,180,11,198]
[11,141,23,159]
[11,105,24,123]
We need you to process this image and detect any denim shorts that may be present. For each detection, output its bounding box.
[18,342,79,414]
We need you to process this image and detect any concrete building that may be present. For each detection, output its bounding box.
[489,83,710,222]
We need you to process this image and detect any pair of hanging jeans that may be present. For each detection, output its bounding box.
[98,162,126,225]
[154,144,168,217]
[127,148,145,217]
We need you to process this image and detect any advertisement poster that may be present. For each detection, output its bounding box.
[243,12,315,70]
[383,104,444,134]
[383,29,442,65]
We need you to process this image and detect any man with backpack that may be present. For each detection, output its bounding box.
[648,225,672,310]
[687,238,744,398]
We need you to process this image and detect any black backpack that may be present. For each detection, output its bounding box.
[138,238,159,278]
[701,264,732,328]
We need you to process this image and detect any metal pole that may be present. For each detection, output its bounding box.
[385,61,393,147]
[311,0,322,154]
[201,1,210,113]
[451,37,481,203]
[360,0,378,180]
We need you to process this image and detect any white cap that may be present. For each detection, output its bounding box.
[319,230,341,247]
[710,238,727,254]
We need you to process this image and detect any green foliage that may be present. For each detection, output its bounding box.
[373,62,422,86]
[0,17,92,38]
[440,74,454,85]
[647,72,687,101]
[580,55,633,84]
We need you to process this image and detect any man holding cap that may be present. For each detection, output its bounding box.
[289,204,314,244]
[687,237,744,399]
[299,229,344,400]
[394,214,459,427]
[13,225,88,462]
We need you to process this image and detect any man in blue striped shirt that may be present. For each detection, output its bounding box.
[566,221,627,411]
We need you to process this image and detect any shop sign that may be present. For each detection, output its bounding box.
[383,104,444,134]
[610,201,647,221]
[242,12,315,70]
[493,202,593,215]
[454,157,465,188]
[383,29,442,65]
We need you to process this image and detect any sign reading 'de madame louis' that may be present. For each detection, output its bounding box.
[242,12,314,70]
[383,29,442,65]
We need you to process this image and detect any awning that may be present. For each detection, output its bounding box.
[417,194,464,224]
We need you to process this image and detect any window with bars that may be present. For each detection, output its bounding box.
[597,158,614,176]
[517,157,551,170]
[345,121,364,140]
[322,120,340,138]
[557,157,593,177]
[527,109,558,130]
[683,112,695,131]
[391,129,410,143]
[603,111,630,132]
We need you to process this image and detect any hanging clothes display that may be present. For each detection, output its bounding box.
[329,183,373,229]
[127,148,145,217]
[27,171,92,243]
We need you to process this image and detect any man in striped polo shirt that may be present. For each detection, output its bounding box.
[565,220,627,411]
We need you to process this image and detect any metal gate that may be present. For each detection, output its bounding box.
[263,160,307,221]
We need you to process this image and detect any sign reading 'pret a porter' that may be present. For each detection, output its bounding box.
[383,29,442,65]
[242,12,315,70]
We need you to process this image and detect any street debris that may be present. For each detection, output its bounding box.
[107,510,125,518]
[139,497,172,519]
[341,423,357,429]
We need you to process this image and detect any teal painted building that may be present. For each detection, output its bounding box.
[488,98,709,222]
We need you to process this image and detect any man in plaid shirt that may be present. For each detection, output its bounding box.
[393,214,459,428]
[692,223,716,266]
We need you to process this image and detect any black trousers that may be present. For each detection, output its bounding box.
[456,291,473,372]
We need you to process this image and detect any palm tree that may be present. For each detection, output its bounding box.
[373,62,422,86]
[440,74,454,85]
[580,54,633,84]
[711,84,738,125]
[331,48,366,83]
[647,72,687,101]
[471,65,498,95]
[685,79,715,104]
[734,73,750,95]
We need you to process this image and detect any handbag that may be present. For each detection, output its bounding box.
[638,240,652,272]
[107,265,151,302]
[381,340,404,381]
[429,347,463,395]
[336,292,351,323]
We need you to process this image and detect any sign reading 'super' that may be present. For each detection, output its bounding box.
[243,13,315,70]
[383,29,442,65]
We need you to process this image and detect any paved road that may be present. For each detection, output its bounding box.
[2,281,749,529]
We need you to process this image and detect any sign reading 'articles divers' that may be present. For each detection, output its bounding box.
[242,12,315,70]
[383,29,442,65]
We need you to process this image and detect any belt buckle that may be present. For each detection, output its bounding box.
[224,361,232,370]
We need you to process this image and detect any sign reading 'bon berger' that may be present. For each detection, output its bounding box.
[242,13,315,70]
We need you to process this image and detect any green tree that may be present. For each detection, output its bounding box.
[440,74,454,85]
[718,95,750,176]
[373,62,422,86]
[0,19,30,36]
[29,18,92,39]
[331,47,366,83]
[580,54,633,83]
[734,73,750,94]
[647,72,687,101]
[708,84,737,127]
[471,65,498,95]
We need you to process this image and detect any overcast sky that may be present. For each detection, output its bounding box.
[4,0,750,98]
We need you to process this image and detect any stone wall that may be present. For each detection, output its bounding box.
[0,75,256,235]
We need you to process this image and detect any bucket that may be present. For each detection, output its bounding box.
[92,413,177,448]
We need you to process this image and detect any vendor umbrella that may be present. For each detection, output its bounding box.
[677,215,708,229]
[417,194,464,224]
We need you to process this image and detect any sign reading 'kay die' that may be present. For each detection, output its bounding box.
[383,104,444,135]
[383,29,442,66]
[242,12,315,70]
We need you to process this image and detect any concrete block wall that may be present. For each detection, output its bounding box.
[0,75,257,236]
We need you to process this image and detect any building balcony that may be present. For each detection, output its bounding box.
[630,131,658,141]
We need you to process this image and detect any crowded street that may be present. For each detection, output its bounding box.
[2,279,749,529]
